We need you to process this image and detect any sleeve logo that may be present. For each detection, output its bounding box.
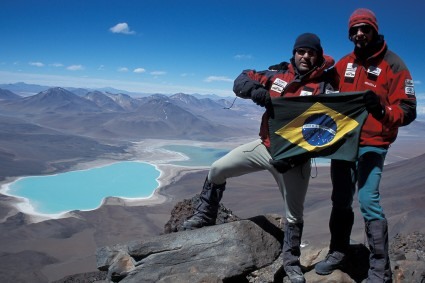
[405,79,415,95]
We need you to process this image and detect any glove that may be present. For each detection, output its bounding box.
[364,90,385,120]
[251,87,270,107]
[269,159,296,174]
[270,156,310,173]
[268,61,289,71]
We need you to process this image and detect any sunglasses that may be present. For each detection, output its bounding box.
[349,25,373,36]
[296,48,317,57]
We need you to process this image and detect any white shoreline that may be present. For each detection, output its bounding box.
[0,138,246,222]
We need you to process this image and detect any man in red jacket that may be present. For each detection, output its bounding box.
[315,8,417,282]
[182,33,337,283]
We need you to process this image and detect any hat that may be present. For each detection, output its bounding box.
[349,8,378,33]
[293,33,323,56]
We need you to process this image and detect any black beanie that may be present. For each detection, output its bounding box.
[293,33,323,56]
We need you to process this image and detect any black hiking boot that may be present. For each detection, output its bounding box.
[315,250,346,275]
[282,222,305,283]
[315,207,354,275]
[181,177,225,230]
[365,219,392,282]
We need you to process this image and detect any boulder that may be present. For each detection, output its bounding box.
[96,214,283,282]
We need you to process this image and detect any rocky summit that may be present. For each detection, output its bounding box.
[75,196,425,283]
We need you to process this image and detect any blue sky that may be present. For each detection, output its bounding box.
[1,0,424,100]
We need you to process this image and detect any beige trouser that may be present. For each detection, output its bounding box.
[208,139,311,223]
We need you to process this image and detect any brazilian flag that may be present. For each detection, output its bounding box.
[269,92,368,162]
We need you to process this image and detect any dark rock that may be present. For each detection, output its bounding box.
[96,215,283,283]
[52,271,108,283]
[390,232,425,283]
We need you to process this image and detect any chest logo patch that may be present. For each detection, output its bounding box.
[345,63,357,78]
[271,78,288,93]
[367,66,381,77]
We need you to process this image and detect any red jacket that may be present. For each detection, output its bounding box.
[335,38,417,147]
[233,54,336,147]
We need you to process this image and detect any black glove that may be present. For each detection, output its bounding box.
[270,156,310,173]
[364,90,385,120]
[268,61,289,71]
[269,159,296,174]
[251,87,270,107]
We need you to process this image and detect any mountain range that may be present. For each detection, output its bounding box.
[0,86,263,180]
[0,86,262,138]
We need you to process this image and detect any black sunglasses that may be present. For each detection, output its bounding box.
[295,48,317,57]
[349,25,373,36]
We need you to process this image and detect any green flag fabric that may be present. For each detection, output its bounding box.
[269,92,368,162]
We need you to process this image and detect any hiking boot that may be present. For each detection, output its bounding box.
[365,219,392,282]
[315,250,346,275]
[182,213,214,230]
[282,222,305,283]
[181,177,225,230]
[284,265,306,283]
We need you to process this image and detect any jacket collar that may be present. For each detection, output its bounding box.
[352,35,387,62]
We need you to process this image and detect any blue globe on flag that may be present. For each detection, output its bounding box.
[301,114,337,146]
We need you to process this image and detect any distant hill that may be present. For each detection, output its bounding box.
[0,88,21,100]
[9,87,102,113]
[0,115,126,181]
[84,91,125,112]
[0,82,50,96]
[0,82,153,97]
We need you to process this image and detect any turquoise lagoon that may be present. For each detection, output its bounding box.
[6,145,230,215]
[7,161,160,215]
[162,145,229,166]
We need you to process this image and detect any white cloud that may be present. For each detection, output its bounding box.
[133,68,146,73]
[97,65,105,71]
[234,54,252,60]
[67,65,84,71]
[109,23,136,35]
[50,63,64,67]
[150,71,166,76]
[204,76,233,83]
[118,67,129,72]
[29,62,44,67]
[414,80,421,85]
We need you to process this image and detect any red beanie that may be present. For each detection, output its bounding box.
[348,8,378,33]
